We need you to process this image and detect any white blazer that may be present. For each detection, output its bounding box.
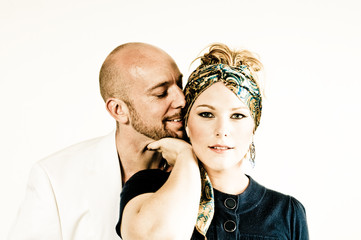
[8,131,122,240]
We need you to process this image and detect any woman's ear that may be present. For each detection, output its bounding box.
[105,98,130,124]
[185,125,190,138]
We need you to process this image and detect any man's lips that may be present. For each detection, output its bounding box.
[166,118,182,122]
[164,116,183,130]
[164,114,183,124]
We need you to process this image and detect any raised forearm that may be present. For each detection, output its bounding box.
[121,150,201,240]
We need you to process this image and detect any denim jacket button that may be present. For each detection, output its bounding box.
[224,220,236,232]
[224,198,237,209]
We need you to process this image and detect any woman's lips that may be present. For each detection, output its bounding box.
[208,144,234,153]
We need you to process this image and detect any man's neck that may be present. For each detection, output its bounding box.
[115,128,163,184]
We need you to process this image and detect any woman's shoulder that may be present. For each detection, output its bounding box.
[249,177,309,238]
[250,176,307,215]
[120,169,171,211]
[126,169,170,183]
[117,169,171,237]
[122,169,170,196]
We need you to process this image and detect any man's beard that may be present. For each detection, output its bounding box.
[127,102,179,140]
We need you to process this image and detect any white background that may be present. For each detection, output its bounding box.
[1,0,360,239]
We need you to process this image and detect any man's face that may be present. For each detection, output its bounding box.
[126,60,185,140]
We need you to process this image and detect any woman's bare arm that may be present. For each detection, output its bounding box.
[120,138,201,240]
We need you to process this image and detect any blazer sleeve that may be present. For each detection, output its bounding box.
[8,163,63,240]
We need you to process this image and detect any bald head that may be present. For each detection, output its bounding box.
[99,42,177,102]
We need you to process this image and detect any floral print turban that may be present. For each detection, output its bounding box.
[184,63,262,130]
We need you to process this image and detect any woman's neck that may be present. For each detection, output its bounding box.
[205,166,249,195]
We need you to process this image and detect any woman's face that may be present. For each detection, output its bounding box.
[186,82,255,172]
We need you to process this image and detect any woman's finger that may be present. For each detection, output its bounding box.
[146,140,161,151]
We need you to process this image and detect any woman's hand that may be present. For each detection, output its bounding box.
[147,138,193,166]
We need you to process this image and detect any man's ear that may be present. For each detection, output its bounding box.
[105,98,130,124]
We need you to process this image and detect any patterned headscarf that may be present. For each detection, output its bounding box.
[184,63,262,130]
[186,63,262,237]
[195,165,214,236]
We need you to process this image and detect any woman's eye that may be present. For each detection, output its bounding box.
[199,112,214,118]
[231,113,246,119]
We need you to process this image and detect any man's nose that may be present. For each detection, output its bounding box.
[171,86,186,109]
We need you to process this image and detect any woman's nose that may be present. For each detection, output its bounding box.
[215,119,229,137]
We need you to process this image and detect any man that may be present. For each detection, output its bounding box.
[8,42,185,240]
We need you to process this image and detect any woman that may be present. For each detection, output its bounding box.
[116,43,309,239]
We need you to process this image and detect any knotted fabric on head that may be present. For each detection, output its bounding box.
[186,63,262,237]
[184,63,262,130]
